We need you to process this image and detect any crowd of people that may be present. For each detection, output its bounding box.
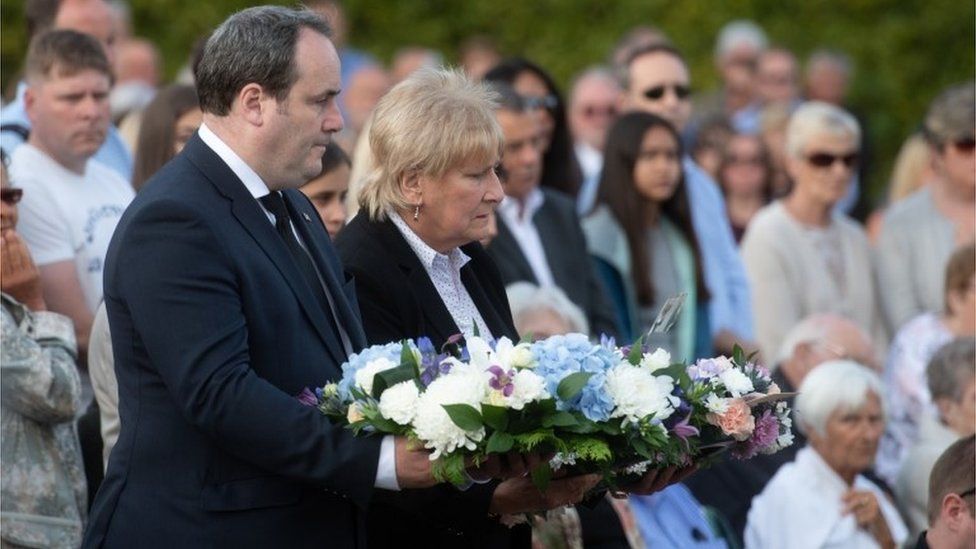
[0,1,973,548]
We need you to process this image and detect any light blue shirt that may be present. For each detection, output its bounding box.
[630,484,728,548]
[0,82,133,181]
[683,156,754,341]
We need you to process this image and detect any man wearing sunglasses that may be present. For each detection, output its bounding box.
[877,83,976,334]
[621,43,757,360]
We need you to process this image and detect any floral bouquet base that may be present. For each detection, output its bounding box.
[301,334,795,494]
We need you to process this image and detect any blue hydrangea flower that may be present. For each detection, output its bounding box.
[531,334,619,422]
[338,342,406,401]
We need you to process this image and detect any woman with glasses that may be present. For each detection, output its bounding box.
[745,360,908,548]
[1,152,87,547]
[741,101,885,364]
[716,132,775,243]
[483,58,584,200]
[876,83,976,334]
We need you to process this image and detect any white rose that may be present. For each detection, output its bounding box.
[718,368,755,397]
[346,402,364,423]
[378,381,421,425]
[510,343,537,369]
[354,357,399,396]
[640,348,671,372]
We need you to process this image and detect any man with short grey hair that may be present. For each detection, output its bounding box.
[83,7,448,548]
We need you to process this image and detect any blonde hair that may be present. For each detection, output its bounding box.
[888,133,932,203]
[358,68,503,220]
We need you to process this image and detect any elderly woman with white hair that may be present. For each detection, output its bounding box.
[741,101,886,362]
[745,361,908,548]
[506,281,589,340]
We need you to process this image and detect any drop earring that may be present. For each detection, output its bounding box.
[413,204,420,221]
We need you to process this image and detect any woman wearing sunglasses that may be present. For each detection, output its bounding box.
[1,152,87,547]
[741,101,885,364]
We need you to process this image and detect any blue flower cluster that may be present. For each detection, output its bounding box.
[337,342,406,400]
[531,333,618,422]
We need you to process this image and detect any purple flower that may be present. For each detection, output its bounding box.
[670,412,700,452]
[732,409,780,459]
[488,365,514,397]
[296,387,318,407]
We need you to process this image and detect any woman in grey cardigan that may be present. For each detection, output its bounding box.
[741,101,886,363]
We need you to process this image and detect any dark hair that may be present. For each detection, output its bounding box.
[927,435,975,522]
[132,85,200,190]
[25,0,61,42]
[596,112,709,306]
[485,82,526,112]
[621,43,686,91]
[483,58,583,198]
[195,6,331,116]
[26,29,113,83]
[320,142,350,175]
[717,132,775,202]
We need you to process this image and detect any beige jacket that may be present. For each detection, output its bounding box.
[741,201,887,362]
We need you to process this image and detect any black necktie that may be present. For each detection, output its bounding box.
[259,192,345,351]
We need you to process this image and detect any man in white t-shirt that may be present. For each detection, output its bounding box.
[9,29,134,360]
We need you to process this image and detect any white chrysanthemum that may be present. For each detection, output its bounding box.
[506,369,550,410]
[378,381,421,425]
[605,364,677,424]
[718,368,754,397]
[354,357,399,395]
[704,393,730,414]
[640,348,671,372]
[412,370,487,459]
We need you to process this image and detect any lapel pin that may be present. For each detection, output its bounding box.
[302,212,312,222]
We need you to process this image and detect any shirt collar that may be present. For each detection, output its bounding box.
[499,187,545,223]
[198,123,271,200]
[388,211,471,271]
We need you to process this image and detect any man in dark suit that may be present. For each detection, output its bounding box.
[83,7,439,548]
[485,87,619,340]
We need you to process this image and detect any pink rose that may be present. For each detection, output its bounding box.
[767,382,781,395]
[707,398,755,441]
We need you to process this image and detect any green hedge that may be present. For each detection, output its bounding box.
[2,0,972,202]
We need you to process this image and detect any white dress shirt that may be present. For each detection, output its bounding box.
[198,124,399,491]
[745,446,908,549]
[389,211,492,341]
[496,188,555,288]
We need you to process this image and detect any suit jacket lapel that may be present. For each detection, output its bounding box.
[533,195,567,289]
[283,190,367,351]
[458,252,515,342]
[373,218,463,346]
[492,213,538,283]
[183,136,346,366]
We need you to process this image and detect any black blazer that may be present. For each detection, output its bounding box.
[84,135,381,549]
[487,188,619,339]
[336,214,528,549]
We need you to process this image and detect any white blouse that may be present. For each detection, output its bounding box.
[389,212,493,341]
[745,446,908,549]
